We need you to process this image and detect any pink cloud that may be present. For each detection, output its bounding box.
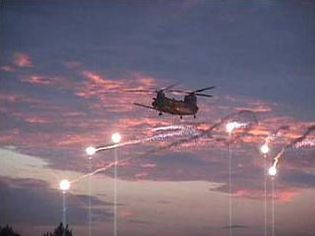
[82,71,123,90]
[120,210,134,219]
[14,53,33,68]
[1,64,314,200]
[135,171,148,178]
[24,116,50,124]
[233,186,300,203]
[0,65,15,72]
[276,191,300,203]
[21,75,53,85]
[75,70,159,113]
[140,163,157,168]
[0,92,46,106]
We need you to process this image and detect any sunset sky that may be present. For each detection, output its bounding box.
[1,1,315,236]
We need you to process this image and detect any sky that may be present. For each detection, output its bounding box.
[0,1,315,236]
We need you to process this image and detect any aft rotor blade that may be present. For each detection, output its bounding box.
[195,93,213,98]
[194,86,216,93]
[169,86,216,94]
[168,89,190,94]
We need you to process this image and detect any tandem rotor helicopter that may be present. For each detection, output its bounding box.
[127,84,215,119]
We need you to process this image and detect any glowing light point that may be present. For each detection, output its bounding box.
[260,143,270,154]
[59,179,71,192]
[112,132,122,143]
[268,166,277,176]
[86,146,96,156]
[226,122,237,134]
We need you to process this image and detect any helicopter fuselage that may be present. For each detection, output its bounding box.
[133,85,214,118]
[152,94,199,116]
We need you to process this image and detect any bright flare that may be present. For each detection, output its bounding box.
[86,146,96,156]
[225,121,243,134]
[59,179,71,191]
[260,143,270,154]
[226,122,235,134]
[268,166,277,176]
[112,132,122,143]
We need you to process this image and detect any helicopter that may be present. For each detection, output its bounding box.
[130,84,215,119]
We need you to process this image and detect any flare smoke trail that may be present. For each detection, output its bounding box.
[265,125,290,145]
[71,110,257,184]
[94,125,200,152]
[224,110,258,144]
[288,124,315,148]
[295,139,315,148]
[70,125,200,183]
[71,161,117,184]
[130,110,258,159]
[270,124,315,169]
[152,125,188,132]
[260,125,290,156]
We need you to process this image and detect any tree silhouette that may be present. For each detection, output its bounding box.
[43,222,73,236]
[0,225,20,236]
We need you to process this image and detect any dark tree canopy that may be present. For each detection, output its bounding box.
[43,223,73,236]
[0,225,20,236]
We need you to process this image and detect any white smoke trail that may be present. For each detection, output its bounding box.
[295,139,315,148]
[269,124,315,172]
[72,110,258,184]
[71,125,200,183]
[152,125,186,132]
[95,125,200,151]
[70,161,117,184]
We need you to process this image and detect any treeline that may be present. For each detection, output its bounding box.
[0,225,20,236]
[0,223,73,236]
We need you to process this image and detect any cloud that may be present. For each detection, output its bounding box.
[120,209,134,219]
[140,163,156,168]
[0,65,15,72]
[75,70,158,113]
[0,176,112,225]
[233,188,300,203]
[21,75,54,85]
[82,71,123,90]
[1,60,314,208]
[1,88,313,195]
[13,53,33,68]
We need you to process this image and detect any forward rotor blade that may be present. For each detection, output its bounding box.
[123,88,154,93]
[162,83,178,91]
[134,103,157,110]
[194,86,216,93]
